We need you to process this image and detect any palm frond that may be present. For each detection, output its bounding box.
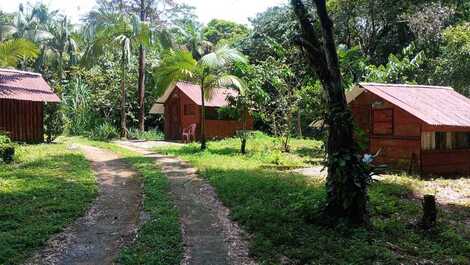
[217,75,248,96]
[0,38,39,67]
[152,50,197,97]
[199,45,247,69]
[0,25,17,41]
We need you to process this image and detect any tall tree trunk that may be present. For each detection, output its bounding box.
[200,80,207,150]
[240,106,247,154]
[297,110,302,138]
[120,47,128,138]
[291,0,369,225]
[137,0,146,131]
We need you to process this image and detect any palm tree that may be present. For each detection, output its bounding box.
[0,39,39,67]
[84,11,152,138]
[133,0,175,131]
[153,46,247,150]
[47,16,78,79]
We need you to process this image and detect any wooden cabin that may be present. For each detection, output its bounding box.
[0,69,60,143]
[348,83,470,176]
[150,82,253,141]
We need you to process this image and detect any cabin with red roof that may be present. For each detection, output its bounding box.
[150,82,253,141]
[0,69,60,143]
[348,83,470,175]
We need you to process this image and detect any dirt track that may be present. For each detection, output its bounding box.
[25,145,142,265]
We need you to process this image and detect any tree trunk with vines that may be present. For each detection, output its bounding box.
[120,46,128,138]
[291,0,369,225]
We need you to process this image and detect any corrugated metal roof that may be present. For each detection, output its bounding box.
[156,81,238,107]
[176,82,238,107]
[354,83,470,127]
[0,68,60,102]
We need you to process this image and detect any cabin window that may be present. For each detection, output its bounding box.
[435,132,448,150]
[422,131,470,151]
[204,107,238,121]
[184,104,196,116]
[372,109,393,135]
[452,132,470,149]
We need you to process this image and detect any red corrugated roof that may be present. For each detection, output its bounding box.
[0,68,60,102]
[357,83,470,127]
[175,82,238,107]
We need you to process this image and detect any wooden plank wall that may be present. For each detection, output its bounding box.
[350,92,422,171]
[0,99,44,143]
[164,88,254,141]
[422,150,470,175]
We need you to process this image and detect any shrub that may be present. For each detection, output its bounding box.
[44,103,65,143]
[89,123,119,141]
[128,128,164,141]
[0,134,14,164]
[0,134,11,144]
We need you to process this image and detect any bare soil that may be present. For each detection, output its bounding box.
[25,145,142,265]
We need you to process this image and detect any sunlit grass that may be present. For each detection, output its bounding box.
[155,133,470,265]
[0,143,97,265]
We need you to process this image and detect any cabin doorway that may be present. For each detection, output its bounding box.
[167,95,181,140]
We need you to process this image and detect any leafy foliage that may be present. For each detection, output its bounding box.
[363,44,425,83]
[43,102,65,143]
[89,122,120,141]
[0,38,38,67]
[203,19,249,45]
[127,128,164,141]
[435,23,470,96]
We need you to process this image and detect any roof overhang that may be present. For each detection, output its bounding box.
[346,85,365,103]
[149,103,164,114]
[156,82,178,105]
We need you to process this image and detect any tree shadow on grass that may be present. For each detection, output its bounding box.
[0,154,96,265]
[292,146,324,165]
[200,167,470,265]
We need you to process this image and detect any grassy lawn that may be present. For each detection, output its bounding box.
[0,143,97,265]
[66,137,183,265]
[156,133,470,265]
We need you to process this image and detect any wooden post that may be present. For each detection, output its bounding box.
[420,195,437,229]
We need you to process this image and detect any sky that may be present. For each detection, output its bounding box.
[0,0,287,25]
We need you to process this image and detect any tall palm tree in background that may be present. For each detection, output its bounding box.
[153,45,247,150]
[180,20,213,60]
[132,0,176,131]
[84,11,153,138]
[47,17,78,79]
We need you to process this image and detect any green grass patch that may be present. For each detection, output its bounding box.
[66,137,183,265]
[156,133,470,265]
[0,143,97,265]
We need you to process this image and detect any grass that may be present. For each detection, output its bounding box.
[0,143,97,265]
[156,133,470,265]
[65,137,183,265]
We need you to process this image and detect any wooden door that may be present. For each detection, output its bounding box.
[168,96,181,140]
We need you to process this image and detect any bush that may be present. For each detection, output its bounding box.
[44,103,65,143]
[89,123,119,141]
[0,134,14,164]
[128,128,164,141]
[0,134,11,145]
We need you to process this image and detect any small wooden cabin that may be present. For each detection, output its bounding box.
[150,82,253,141]
[348,83,470,175]
[0,69,60,143]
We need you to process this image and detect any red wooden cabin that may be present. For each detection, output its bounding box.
[150,82,253,141]
[348,83,470,175]
[0,69,60,143]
